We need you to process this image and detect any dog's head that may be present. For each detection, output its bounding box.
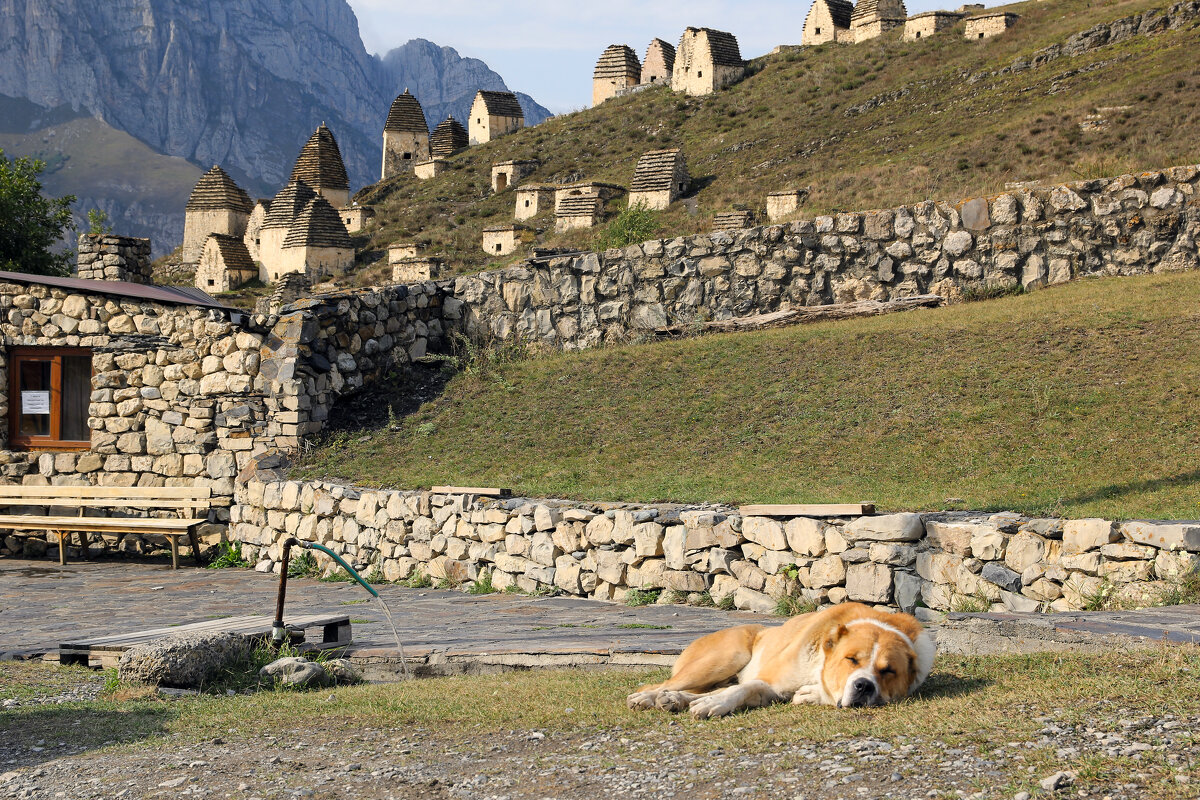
[819,613,934,708]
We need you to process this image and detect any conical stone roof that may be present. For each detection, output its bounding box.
[594,45,641,80]
[807,0,855,29]
[852,0,908,24]
[186,166,253,213]
[262,181,317,231]
[207,234,256,273]
[431,116,469,157]
[384,90,429,135]
[290,124,349,191]
[282,194,352,250]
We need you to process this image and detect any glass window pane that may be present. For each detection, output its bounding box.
[61,355,92,442]
[18,360,51,437]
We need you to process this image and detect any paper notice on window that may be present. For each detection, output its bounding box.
[21,391,50,415]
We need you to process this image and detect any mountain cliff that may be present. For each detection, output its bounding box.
[0,0,552,253]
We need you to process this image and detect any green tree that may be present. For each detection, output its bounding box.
[0,148,76,276]
[86,208,112,236]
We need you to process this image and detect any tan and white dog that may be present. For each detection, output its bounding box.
[627,602,935,718]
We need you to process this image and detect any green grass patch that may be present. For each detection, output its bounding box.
[295,272,1200,518]
[625,589,663,607]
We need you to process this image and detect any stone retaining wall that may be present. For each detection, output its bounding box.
[230,477,1200,615]
[443,166,1200,350]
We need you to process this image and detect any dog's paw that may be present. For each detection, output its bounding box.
[689,693,736,719]
[790,684,823,705]
[655,691,694,712]
[626,690,660,711]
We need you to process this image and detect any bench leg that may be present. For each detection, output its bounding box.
[57,531,66,565]
[77,530,90,560]
[188,529,202,566]
[169,536,179,570]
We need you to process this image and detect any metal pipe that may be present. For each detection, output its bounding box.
[271,537,297,645]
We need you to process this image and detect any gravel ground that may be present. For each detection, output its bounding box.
[1,687,1196,800]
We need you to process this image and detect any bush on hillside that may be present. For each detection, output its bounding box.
[598,202,660,251]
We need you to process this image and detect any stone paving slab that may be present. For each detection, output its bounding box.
[2,558,1196,679]
[0,558,763,677]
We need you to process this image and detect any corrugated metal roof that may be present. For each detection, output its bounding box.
[0,270,229,310]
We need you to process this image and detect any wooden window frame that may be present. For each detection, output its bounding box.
[6,346,93,452]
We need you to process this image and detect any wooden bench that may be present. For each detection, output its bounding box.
[0,485,214,569]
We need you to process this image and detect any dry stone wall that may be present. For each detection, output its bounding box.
[444,166,1200,350]
[75,235,153,284]
[231,478,1200,615]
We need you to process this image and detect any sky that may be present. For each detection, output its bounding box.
[346,1,1000,113]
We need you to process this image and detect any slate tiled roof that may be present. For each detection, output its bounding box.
[262,181,317,231]
[712,210,757,230]
[688,28,743,67]
[186,166,253,213]
[852,0,909,23]
[431,116,469,157]
[282,195,352,250]
[594,45,641,79]
[557,196,604,218]
[207,234,256,273]
[289,124,349,191]
[474,90,524,119]
[630,149,687,193]
[384,90,429,135]
[644,38,677,73]
[808,0,855,29]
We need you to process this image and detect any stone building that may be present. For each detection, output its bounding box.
[290,124,351,209]
[469,91,525,146]
[515,184,557,221]
[904,10,964,41]
[431,116,469,157]
[339,204,375,234]
[257,181,318,281]
[276,195,354,282]
[75,234,152,283]
[628,149,689,211]
[388,243,421,263]
[672,28,745,96]
[554,183,625,217]
[851,0,909,43]
[964,12,1019,39]
[244,200,271,262]
[391,257,442,283]
[492,160,539,193]
[593,45,642,106]
[802,0,855,46]
[182,166,253,264]
[381,89,431,180]
[766,189,807,222]
[481,225,532,256]
[642,38,677,86]
[556,196,605,232]
[195,234,257,293]
[414,159,448,180]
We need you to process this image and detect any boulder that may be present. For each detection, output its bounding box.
[118,632,251,688]
[260,657,326,687]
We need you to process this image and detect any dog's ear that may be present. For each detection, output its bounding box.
[822,624,848,652]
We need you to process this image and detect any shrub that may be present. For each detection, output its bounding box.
[598,202,661,251]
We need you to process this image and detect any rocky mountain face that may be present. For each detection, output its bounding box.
[0,0,551,253]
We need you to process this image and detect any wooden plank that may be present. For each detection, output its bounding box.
[61,615,352,649]
[0,498,211,508]
[431,486,513,498]
[738,503,876,517]
[655,296,944,336]
[0,516,205,533]
[0,486,211,499]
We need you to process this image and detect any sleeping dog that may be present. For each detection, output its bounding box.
[628,602,935,718]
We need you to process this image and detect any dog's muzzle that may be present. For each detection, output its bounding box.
[839,677,882,708]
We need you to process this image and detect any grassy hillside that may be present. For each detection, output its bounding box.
[294,271,1200,519]
[338,0,1199,285]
